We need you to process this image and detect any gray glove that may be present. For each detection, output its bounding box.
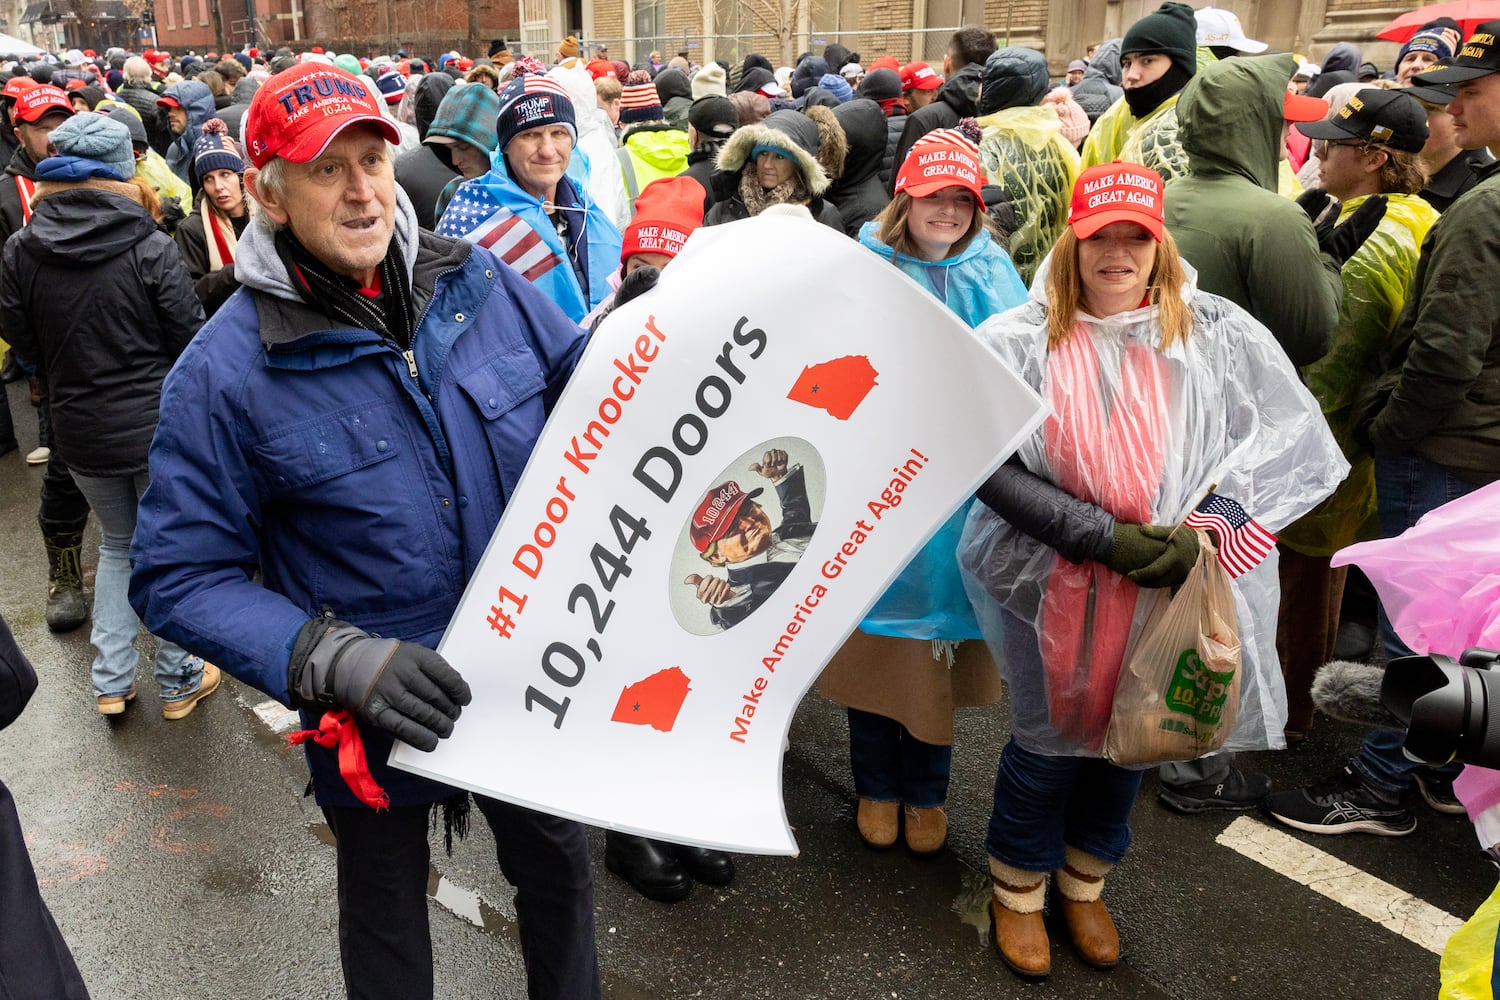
[1104,522,1170,577]
[288,619,472,751]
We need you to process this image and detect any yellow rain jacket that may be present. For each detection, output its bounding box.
[974,105,1080,288]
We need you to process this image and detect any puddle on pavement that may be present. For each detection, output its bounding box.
[954,868,994,945]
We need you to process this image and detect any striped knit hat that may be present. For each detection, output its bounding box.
[619,70,664,125]
[894,118,984,203]
[496,71,577,151]
[191,117,247,182]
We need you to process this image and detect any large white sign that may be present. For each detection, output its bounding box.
[391,215,1047,853]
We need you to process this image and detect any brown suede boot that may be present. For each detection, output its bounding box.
[988,857,1050,978]
[1054,846,1120,969]
[855,798,899,849]
[902,805,947,856]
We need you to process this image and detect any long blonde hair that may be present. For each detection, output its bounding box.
[1044,226,1192,351]
[872,188,993,260]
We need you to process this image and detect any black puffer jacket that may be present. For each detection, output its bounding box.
[891,61,984,186]
[879,108,906,187]
[115,80,172,156]
[827,99,890,238]
[0,181,203,477]
[395,73,459,229]
[1072,39,1124,124]
[0,146,36,241]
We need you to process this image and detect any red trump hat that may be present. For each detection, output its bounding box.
[1067,161,1164,241]
[894,119,984,203]
[621,176,705,265]
[244,64,401,168]
[690,481,762,554]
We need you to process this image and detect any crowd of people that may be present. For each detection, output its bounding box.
[0,2,1498,996]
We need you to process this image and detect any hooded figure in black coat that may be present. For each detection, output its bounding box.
[826,98,891,237]
[1071,38,1124,124]
[890,57,988,186]
[791,55,829,98]
[394,72,459,229]
[0,612,91,998]
[705,107,844,230]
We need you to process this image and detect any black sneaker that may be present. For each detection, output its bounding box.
[1414,770,1467,816]
[1158,766,1272,814]
[1266,767,1416,836]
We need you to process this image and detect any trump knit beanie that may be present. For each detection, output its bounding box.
[191,117,247,182]
[1122,2,1198,76]
[1397,17,1461,67]
[45,111,135,181]
[619,70,664,124]
[495,72,577,151]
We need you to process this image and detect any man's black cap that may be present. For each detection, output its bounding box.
[1415,19,1500,84]
[1296,87,1430,152]
[688,94,738,138]
[1407,61,1460,104]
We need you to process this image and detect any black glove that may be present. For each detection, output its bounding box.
[588,264,659,334]
[1126,525,1201,589]
[157,194,187,234]
[288,619,472,752]
[1295,186,1336,226]
[1321,194,1388,267]
[1103,522,1170,577]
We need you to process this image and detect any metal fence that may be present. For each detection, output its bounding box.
[538,26,968,68]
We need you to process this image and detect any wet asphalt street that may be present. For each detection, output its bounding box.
[0,376,1493,1000]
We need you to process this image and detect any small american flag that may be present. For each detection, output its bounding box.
[436,182,562,282]
[1183,491,1277,578]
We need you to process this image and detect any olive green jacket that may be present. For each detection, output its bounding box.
[1164,53,1341,368]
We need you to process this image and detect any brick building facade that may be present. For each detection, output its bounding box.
[524,0,1425,76]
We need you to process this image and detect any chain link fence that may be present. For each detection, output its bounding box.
[560,26,963,69]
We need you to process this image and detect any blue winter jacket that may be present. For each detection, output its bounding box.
[856,220,1027,640]
[435,155,622,325]
[159,81,215,183]
[130,191,587,808]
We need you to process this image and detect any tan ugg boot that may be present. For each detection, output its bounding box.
[855,798,899,849]
[988,857,1050,978]
[1054,846,1120,969]
[902,805,947,856]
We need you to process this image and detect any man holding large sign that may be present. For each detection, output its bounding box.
[129,65,602,1000]
[391,212,1047,854]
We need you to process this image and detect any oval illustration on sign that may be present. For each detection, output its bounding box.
[668,436,826,635]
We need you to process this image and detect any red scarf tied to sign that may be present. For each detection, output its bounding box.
[1038,326,1169,748]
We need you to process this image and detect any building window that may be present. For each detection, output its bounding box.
[634,0,664,58]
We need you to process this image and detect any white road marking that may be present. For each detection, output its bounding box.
[1216,815,1463,955]
[244,694,301,733]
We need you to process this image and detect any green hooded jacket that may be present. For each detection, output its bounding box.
[1165,53,1341,368]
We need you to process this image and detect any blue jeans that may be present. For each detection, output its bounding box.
[848,708,951,808]
[68,472,203,700]
[986,737,1144,873]
[1351,454,1478,795]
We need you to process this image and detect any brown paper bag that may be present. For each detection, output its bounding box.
[1103,530,1242,765]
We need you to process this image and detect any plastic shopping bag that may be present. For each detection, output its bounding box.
[1103,530,1242,765]
[1440,881,1500,1000]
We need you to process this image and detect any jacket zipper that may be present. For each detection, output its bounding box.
[402,348,419,380]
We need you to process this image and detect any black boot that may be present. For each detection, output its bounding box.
[604,832,691,902]
[44,531,88,633]
[673,844,735,885]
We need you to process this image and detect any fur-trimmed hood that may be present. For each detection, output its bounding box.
[804,103,846,182]
[715,108,832,196]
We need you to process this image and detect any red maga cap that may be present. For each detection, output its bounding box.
[1067,161,1164,241]
[14,84,73,124]
[3,76,37,100]
[244,65,401,169]
[690,481,760,554]
[894,123,984,203]
[900,61,943,91]
[1283,89,1329,123]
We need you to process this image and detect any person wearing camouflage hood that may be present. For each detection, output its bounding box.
[1081,3,1196,182]
[972,47,1080,286]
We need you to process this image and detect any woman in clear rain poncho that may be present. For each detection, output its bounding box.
[818,121,1026,858]
[958,162,1345,980]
